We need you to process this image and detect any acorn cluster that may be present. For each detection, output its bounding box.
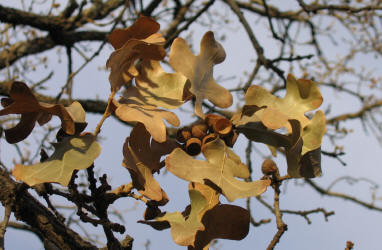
[176,114,238,156]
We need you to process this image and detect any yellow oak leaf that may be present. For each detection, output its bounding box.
[135,60,192,109]
[232,74,326,178]
[169,31,233,118]
[165,137,271,202]
[140,183,250,248]
[12,134,101,186]
[234,74,323,132]
[113,90,180,143]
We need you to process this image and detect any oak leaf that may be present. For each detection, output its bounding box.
[106,16,165,91]
[140,183,250,248]
[0,81,76,143]
[108,16,161,50]
[123,123,178,201]
[237,118,323,178]
[232,74,325,178]
[135,60,192,109]
[12,133,101,186]
[169,31,233,118]
[233,74,323,131]
[113,89,180,143]
[141,186,211,246]
[165,137,271,202]
[65,101,86,123]
[190,204,250,249]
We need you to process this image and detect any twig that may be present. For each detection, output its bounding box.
[164,0,216,48]
[224,0,286,82]
[265,163,287,250]
[327,100,382,125]
[243,61,261,92]
[305,179,382,212]
[0,205,11,250]
[262,0,284,42]
[247,197,271,227]
[266,184,287,250]
[281,208,334,224]
[94,90,116,137]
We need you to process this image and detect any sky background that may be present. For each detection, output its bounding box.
[1,0,382,249]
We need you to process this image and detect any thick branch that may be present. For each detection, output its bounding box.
[0,31,107,70]
[0,4,69,31]
[0,169,96,250]
[296,0,382,13]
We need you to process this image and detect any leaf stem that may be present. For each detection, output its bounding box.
[94,91,116,137]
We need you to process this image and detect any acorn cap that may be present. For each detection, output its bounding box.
[185,137,202,156]
[202,133,217,147]
[213,117,232,136]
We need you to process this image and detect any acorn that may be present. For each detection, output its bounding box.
[261,159,278,175]
[176,127,192,143]
[191,123,208,139]
[185,137,202,156]
[205,114,224,128]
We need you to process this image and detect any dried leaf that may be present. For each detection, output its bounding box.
[190,204,250,249]
[12,134,101,186]
[123,123,178,201]
[141,185,215,247]
[232,74,326,178]
[141,183,249,248]
[166,138,271,202]
[169,31,233,118]
[237,119,322,178]
[65,101,86,123]
[106,16,165,91]
[189,182,219,213]
[233,74,323,132]
[0,81,75,143]
[135,60,191,109]
[108,16,160,50]
[113,90,180,143]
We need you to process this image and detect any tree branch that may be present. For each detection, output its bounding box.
[305,179,382,212]
[0,169,97,249]
[0,31,107,70]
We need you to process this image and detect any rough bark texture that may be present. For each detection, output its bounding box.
[0,169,97,250]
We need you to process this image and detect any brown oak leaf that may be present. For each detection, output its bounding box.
[123,123,179,202]
[106,16,166,91]
[0,81,76,143]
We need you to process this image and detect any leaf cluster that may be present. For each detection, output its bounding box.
[0,15,326,249]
